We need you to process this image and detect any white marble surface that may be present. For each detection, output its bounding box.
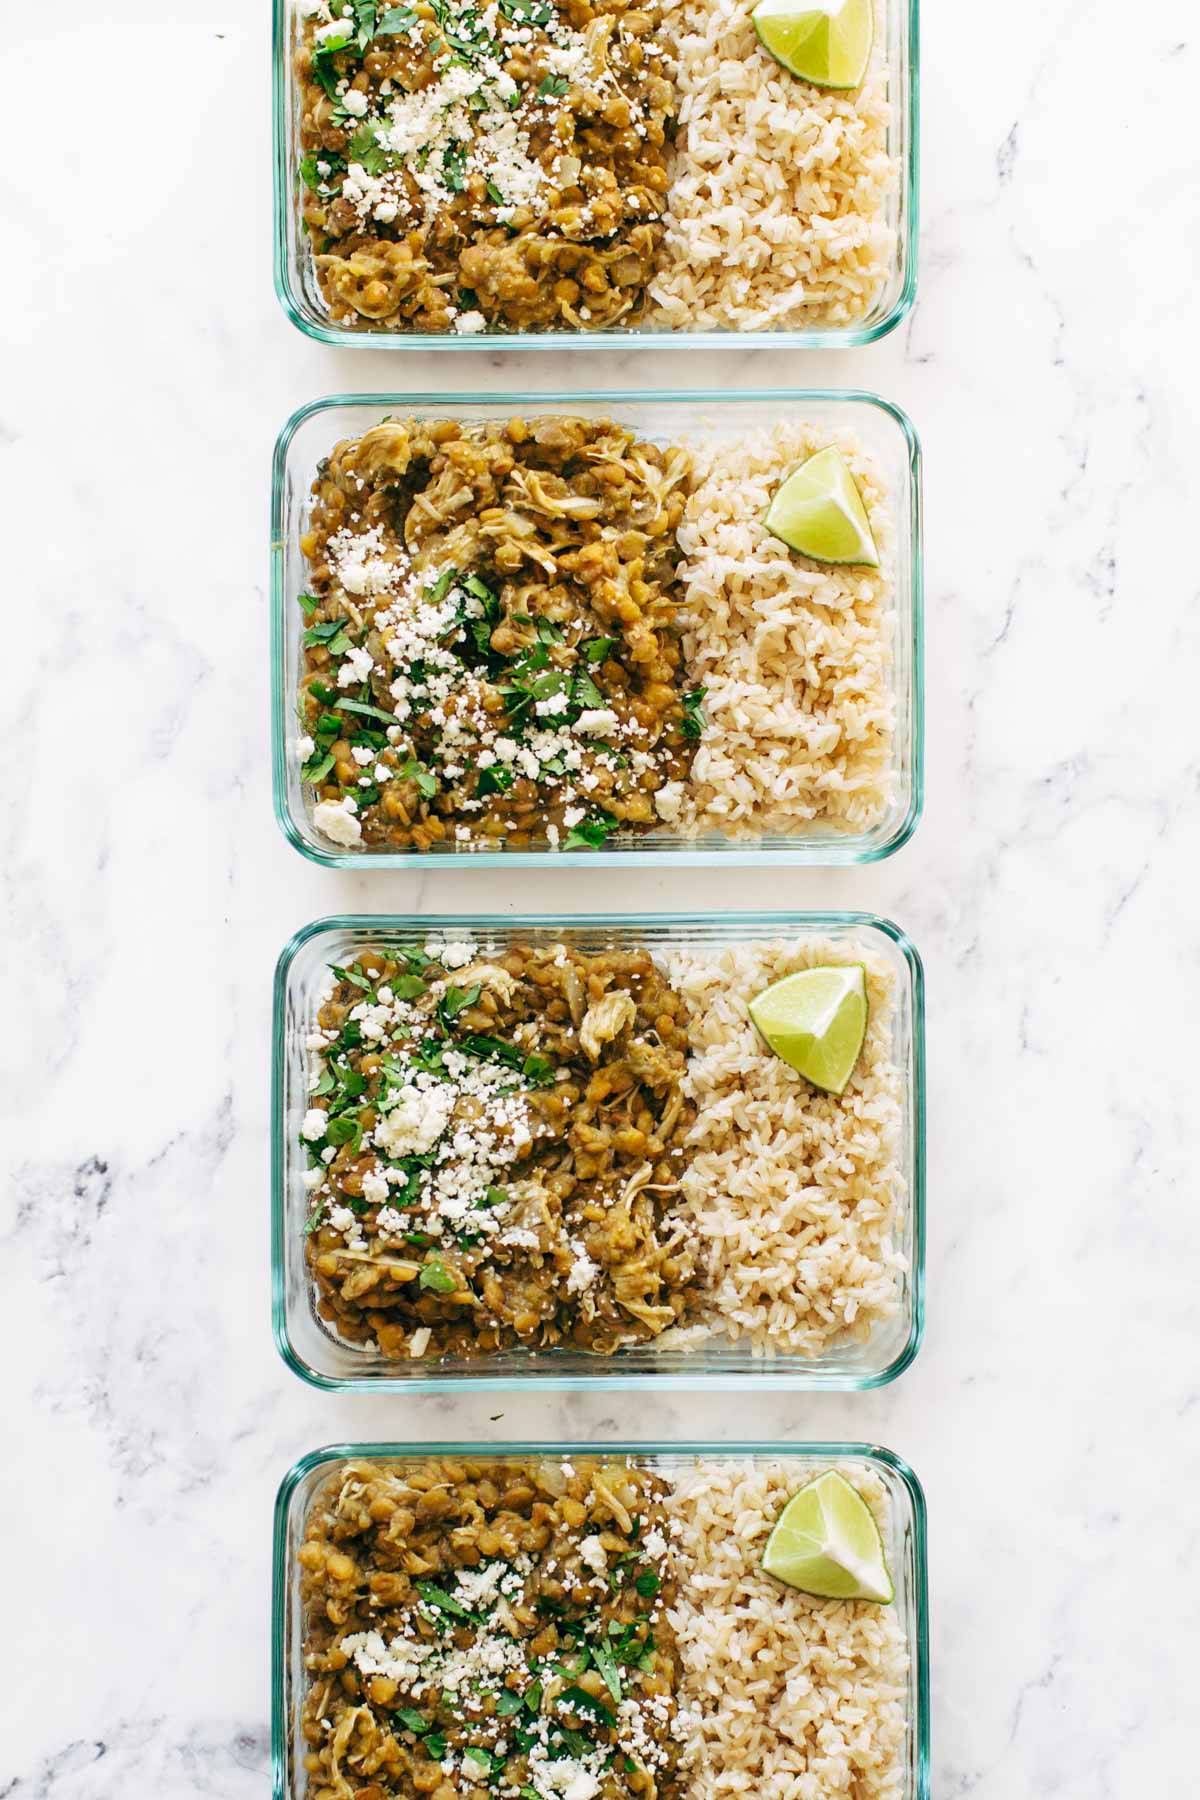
[4,0,1200,1793]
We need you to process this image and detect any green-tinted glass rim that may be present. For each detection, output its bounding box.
[270,388,924,868]
[270,0,919,348]
[271,1440,930,1800]
[271,910,926,1390]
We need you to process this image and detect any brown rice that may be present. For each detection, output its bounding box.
[667,1460,908,1799]
[667,938,906,1356]
[672,423,895,839]
[651,0,895,330]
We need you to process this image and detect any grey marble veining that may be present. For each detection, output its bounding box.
[4,0,1200,1794]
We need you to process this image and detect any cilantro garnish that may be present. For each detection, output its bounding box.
[396,758,439,799]
[635,1570,661,1598]
[681,686,707,739]
[375,4,419,33]
[417,1256,458,1294]
[330,964,373,991]
[301,750,336,786]
[440,982,482,1022]
[391,973,428,999]
[499,0,553,23]
[538,73,569,97]
[335,697,396,725]
[563,811,619,850]
[437,141,464,192]
[310,30,357,100]
[416,1579,475,1618]
[477,765,515,797]
[592,1639,624,1704]
[582,635,615,663]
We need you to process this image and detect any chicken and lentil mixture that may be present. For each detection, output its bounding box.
[291,1456,910,1800]
[296,0,672,332]
[295,933,907,1364]
[298,1458,681,1800]
[302,939,699,1357]
[295,416,697,854]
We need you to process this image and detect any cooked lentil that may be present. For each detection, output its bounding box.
[296,415,695,853]
[302,937,699,1358]
[298,1457,682,1800]
[295,0,674,332]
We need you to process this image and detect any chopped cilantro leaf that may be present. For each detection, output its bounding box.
[417,1257,458,1294]
[331,964,373,991]
[682,686,707,739]
[582,635,615,663]
[538,73,569,97]
[563,811,619,850]
[335,698,396,725]
[396,758,439,798]
[416,1579,475,1619]
[302,750,336,786]
[395,1707,430,1734]
[391,973,428,999]
[635,1570,661,1598]
[376,4,419,33]
[592,1639,624,1704]
[441,982,482,1021]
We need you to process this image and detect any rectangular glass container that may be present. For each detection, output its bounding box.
[272,1440,929,1800]
[273,911,925,1390]
[271,389,923,868]
[272,0,918,349]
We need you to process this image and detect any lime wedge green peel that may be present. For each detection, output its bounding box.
[748,964,867,1093]
[762,1470,894,1603]
[763,446,880,567]
[751,0,874,89]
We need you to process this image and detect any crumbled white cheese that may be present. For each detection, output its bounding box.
[301,1108,328,1142]
[360,1168,390,1206]
[374,1080,456,1158]
[577,1534,607,1575]
[575,709,619,736]
[653,780,684,823]
[312,796,363,846]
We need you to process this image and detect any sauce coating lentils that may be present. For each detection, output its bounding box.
[297,416,697,853]
[302,939,700,1358]
[295,0,674,333]
[299,1458,681,1800]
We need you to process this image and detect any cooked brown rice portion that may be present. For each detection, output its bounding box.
[665,1461,908,1800]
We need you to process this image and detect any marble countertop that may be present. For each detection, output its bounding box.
[5,1,1200,1795]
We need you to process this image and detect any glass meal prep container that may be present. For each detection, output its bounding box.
[271,388,923,869]
[271,0,918,349]
[272,1439,930,1800]
[273,910,925,1391]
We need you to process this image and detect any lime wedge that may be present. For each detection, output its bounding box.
[762,1470,893,1603]
[751,0,874,89]
[748,964,867,1093]
[763,446,880,566]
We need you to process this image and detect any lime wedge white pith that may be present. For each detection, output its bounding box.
[748,964,867,1093]
[751,0,874,90]
[763,446,880,566]
[762,1471,894,1603]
